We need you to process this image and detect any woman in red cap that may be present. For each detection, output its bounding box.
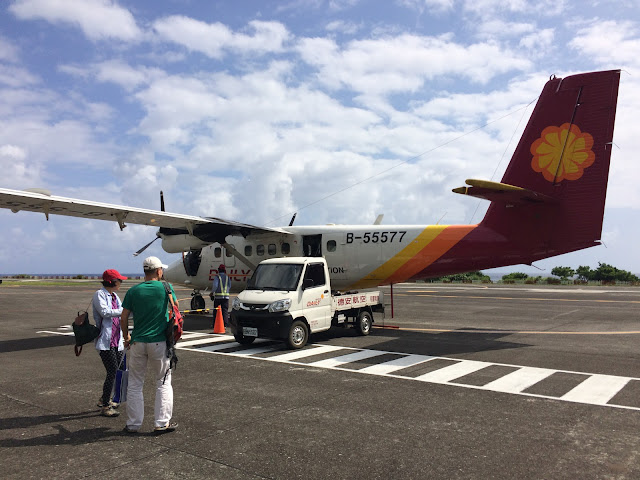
[92,269,128,417]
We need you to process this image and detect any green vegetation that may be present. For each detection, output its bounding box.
[428,271,492,283]
[500,263,639,285]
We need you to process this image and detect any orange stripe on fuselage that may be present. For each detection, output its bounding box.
[349,225,475,289]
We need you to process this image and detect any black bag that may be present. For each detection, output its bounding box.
[72,311,100,356]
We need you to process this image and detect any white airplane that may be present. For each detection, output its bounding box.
[0,70,620,309]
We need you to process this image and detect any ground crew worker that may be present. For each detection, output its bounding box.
[210,264,231,328]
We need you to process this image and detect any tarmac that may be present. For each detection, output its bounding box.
[2,281,640,479]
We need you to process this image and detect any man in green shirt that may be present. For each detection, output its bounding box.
[120,256,178,434]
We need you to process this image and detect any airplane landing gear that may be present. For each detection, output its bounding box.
[190,291,206,310]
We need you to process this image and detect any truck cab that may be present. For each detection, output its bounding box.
[230,257,383,349]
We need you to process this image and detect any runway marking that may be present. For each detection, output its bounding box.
[399,293,640,304]
[391,327,640,335]
[414,360,487,383]
[40,328,640,411]
[561,375,631,405]
[482,367,555,393]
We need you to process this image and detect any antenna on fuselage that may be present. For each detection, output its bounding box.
[160,190,165,212]
[289,213,297,226]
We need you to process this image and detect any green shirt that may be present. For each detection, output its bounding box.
[123,281,176,343]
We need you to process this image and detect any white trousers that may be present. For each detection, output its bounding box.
[126,341,173,429]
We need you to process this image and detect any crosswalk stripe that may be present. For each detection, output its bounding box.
[228,346,280,356]
[178,335,235,347]
[561,374,631,404]
[266,345,345,362]
[414,360,488,383]
[306,349,387,368]
[359,354,433,375]
[482,367,555,393]
[39,328,640,411]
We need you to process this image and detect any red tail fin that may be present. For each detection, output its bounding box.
[458,70,620,262]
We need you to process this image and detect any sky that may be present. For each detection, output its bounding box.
[0,0,639,277]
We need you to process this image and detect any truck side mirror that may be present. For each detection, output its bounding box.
[302,278,314,290]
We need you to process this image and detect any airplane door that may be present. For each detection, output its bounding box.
[300,262,331,330]
[302,235,322,257]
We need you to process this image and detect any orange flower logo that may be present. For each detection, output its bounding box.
[530,123,595,182]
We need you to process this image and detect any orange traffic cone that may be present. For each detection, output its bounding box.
[213,306,225,334]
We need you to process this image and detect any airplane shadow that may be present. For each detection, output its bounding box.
[314,326,532,357]
[0,335,73,353]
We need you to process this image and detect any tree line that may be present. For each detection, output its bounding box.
[428,263,639,285]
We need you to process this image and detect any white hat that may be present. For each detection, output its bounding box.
[143,256,168,270]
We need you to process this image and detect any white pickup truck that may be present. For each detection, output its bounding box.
[230,257,385,349]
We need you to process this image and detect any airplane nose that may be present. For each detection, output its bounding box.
[164,257,190,285]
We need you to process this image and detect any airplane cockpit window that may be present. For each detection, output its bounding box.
[245,245,252,256]
[282,243,290,254]
[268,244,276,255]
[303,263,326,288]
[214,247,222,258]
[326,240,337,252]
[257,244,265,256]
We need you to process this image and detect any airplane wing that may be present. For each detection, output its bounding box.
[0,187,287,240]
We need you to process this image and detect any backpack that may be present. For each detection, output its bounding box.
[163,282,183,344]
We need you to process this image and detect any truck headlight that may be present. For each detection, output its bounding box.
[232,297,241,310]
[268,298,291,313]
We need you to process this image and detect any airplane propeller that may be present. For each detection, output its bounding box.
[133,190,165,257]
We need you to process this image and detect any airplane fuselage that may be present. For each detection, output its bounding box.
[163,224,490,292]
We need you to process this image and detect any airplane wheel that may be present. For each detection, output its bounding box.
[190,295,205,310]
[286,320,308,349]
[234,333,256,345]
[356,310,372,336]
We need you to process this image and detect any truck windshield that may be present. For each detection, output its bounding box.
[247,264,303,291]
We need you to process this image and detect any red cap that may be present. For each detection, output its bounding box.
[103,269,127,282]
[218,264,226,272]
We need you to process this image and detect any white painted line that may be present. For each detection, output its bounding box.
[198,342,240,352]
[265,345,345,363]
[561,374,631,405]
[38,331,73,336]
[482,367,555,393]
[178,335,235,347]
[359,355,433,375]
[307,349,387,368]
[228,346,279,356]
[415,360,488,383]
[179,332,208,340]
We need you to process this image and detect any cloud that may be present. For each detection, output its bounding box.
[569,20,640,68]
[0,36,19,62]
[9,0,142,42]
[60,60,164,92]
[152,17,290,58]
[297,34,531,94]
[397,0,456,13]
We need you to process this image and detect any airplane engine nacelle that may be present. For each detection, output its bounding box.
[161,234,209,253]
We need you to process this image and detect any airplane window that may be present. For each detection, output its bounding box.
[226,245,234,257]
[326,240,337,252]
[268,244,276,255]
[214,247,222,258]
[282,243,290,254]
[245,245,252,256]
[257,244,265,256]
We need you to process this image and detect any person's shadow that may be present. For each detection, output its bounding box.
[0,410,147,447]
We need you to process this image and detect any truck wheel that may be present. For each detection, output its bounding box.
[234,333,256,345]
[356,310,372,336]
[286,320,308,349]
[190,295,205,310]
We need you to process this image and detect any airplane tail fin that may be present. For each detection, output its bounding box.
[454,70,620,262]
